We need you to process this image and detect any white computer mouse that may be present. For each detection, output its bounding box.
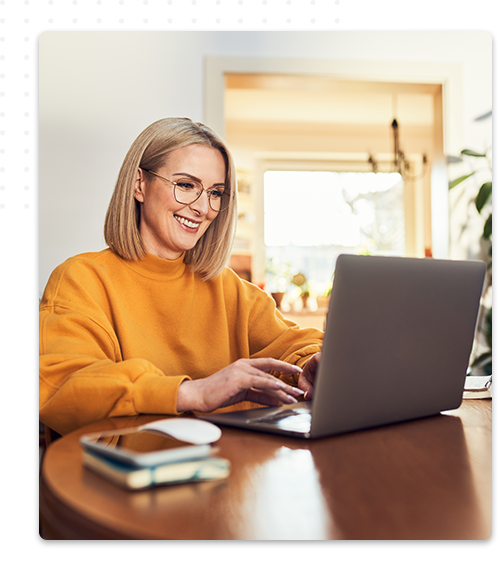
[139,418,222,444]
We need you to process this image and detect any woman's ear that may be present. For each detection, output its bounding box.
[134,168,146,203]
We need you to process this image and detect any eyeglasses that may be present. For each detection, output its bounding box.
[143,169,230,213]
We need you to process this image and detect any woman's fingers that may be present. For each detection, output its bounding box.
[241,388,293,407]
[243,370,304,403]
[246,358,304,397]
[247,357,303,377]
[297,353,321,400]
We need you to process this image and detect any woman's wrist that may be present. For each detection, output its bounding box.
[176,379,200,412]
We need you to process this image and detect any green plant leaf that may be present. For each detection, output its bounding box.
[449,172,475,189]
[475,181,492,213]
[483,213,492,239]
[461,149,486,157]
[485,307,492,348]
[470,351,492,369]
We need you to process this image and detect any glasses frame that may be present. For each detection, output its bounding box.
[142,169,230,213]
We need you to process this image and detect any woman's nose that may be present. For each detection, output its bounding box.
[189,189,211,215]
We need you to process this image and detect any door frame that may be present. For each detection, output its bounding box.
[205,55,464,260]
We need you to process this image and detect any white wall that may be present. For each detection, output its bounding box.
[39,30,492,296]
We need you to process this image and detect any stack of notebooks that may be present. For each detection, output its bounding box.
[80,418,230,491]
[463,375,492,399]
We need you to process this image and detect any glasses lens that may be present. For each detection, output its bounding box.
[173,177,229,212]
[208,187,228,212]
[173,178,202,205]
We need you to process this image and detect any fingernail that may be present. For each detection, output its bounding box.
[287,395,298,403]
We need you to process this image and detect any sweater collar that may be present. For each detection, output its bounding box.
[123,251,187,280]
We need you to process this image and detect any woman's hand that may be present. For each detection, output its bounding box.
[176,358,305,413]
[297,352,321,401]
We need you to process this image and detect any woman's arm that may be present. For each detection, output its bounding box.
[39,304,190,435]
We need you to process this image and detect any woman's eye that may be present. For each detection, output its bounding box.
[211,189,225,198]
[177,181,197,191]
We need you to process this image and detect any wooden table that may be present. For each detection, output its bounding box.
[39,400,491,540]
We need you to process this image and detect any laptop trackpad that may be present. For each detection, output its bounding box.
[246,406,312,432]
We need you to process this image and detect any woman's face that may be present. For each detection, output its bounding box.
[134,144,226,260]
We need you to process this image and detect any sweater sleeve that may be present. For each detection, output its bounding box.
[244,282,324,383]
[39,261,189,436]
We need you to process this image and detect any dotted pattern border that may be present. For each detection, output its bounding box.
[32,0,341,30]
[0,0,344,216]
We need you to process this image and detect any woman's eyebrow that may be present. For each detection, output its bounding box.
[172,172,226,187]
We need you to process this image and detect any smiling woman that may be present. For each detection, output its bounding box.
[39,118,323,436]
[133,145,226,261]
[104,118,237,282]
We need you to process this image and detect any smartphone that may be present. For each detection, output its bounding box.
[81,428,212,467]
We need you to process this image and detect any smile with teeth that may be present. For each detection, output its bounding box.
[175,215,200,230]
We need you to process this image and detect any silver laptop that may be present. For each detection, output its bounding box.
[201,254,486,439]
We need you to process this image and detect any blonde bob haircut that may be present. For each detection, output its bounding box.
[104,117,237,281]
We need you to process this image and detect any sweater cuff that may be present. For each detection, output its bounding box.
[133,374,191,415]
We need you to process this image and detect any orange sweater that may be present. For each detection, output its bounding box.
[39,249,323,435]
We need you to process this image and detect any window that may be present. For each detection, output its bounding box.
[264,170,405,301]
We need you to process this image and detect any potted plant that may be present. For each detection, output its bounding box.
[316,286,332,310]
[266,257,292,308]
[292,273,310,309]
[449,137,492,376]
